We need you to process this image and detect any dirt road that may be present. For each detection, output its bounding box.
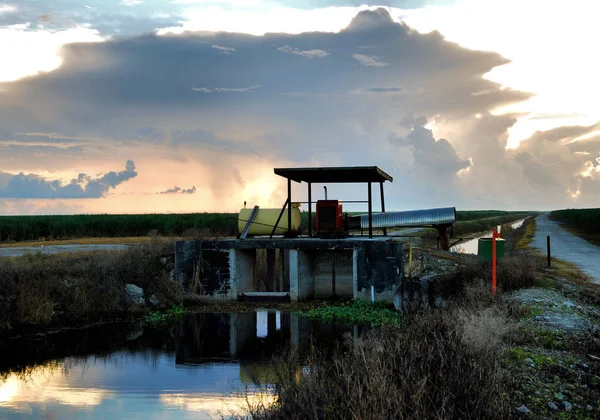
[532,213,600,283]
[0,244,130,258]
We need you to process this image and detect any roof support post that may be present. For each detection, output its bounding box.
[287,177,292,235]
[379,181,387,236]
[307,182,312,237]
[368,182,373,238]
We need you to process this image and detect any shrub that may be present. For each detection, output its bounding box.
[0,238,180,332]
[243,299,513,420]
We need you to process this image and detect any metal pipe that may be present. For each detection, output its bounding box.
[368,182,373,238]
[379,181,386,236]
[287,178,292,235]
[308,182,312,237]
[269,198,289,238]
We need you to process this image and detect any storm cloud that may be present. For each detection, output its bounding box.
[0,161,137,199]
[1,7,596,213]
[159,186,197,195]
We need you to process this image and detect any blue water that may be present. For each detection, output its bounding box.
[0,311,358,419]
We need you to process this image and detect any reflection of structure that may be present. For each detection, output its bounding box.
[173,312,363,385]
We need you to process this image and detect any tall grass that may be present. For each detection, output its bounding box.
[451,213,532,237]
[242,283,514,420]
[550,208,600,234]
[1,211,534,243]
[0,238,180,332]
[238,255,541,420]
[0,213,239,242]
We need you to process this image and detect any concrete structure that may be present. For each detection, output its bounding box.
[175,237,403,303]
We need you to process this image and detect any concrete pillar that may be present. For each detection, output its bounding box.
[230,249,255,296]
[266,249,276,292]
[289,249,314,301]
[352,248,359,299]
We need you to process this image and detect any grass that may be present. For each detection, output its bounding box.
[0,237,182,334]
[0,210,534,244]
[515,217,537,249]
[144,304,186,326]
[451,213,532,237]
[240,281,515,420]
[299,300,401,327]
[550,208,600,235]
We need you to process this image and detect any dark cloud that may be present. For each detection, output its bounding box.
[390,116,471,175]
[0,160,137,199]
[158,186,197,195]
[0,8,559,210]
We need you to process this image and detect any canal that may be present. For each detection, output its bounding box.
[0,311,365,419]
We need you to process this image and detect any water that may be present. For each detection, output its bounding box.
[0,311,361,420]
[450,218,529,255]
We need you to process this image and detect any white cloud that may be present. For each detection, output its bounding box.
[277,45,329,58]
[0,25,103,82]
[352,53,387,67]
[212,44,236,54]
[0,4,17,13]
[191,85,260,93]
[120,0,143,6]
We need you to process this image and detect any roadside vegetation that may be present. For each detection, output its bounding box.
[550,208,600,246]
[0,210,535,244]
[235,216,600,420]
[0,238,181,334]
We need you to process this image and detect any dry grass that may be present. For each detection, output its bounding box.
[242,281,514,420]
[515,217,536,249]
[0,237,180,332]
[0,236,160,248]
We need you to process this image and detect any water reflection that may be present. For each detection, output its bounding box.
[0,311,362,419]
[450,218,528,255]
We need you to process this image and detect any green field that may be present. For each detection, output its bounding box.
[550,208,600,234]
[0,210,536,243]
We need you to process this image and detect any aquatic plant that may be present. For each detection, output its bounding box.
[144,304,186,325]
[299,300,401,327]
[242,281,514,420]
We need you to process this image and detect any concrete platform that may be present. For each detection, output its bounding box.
[175,237,404,303]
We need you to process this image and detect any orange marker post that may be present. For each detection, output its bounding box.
[492,228,499,297]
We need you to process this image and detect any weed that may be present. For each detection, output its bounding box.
[516,217,537,249]
[0,238,181,333]
[299,300,401,327]
[242,302,513,420]
[144,304,186,325]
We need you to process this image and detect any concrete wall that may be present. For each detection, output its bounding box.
[355,241,403,303]
[231,249,256,294]
[175,239,403,303]
[312,250,354,298]
[289,249,314,301]
[174,240,232,299]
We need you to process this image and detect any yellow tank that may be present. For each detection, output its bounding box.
[238,202,302,236]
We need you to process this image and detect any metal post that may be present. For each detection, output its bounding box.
[492,229,498,297]
[368,182,373,238]
[547,236,551,268]
[379,181,387,236]
[308,182,312,237]
[287,178,292,235]
[270,199,289,238]
[331,257,336,297]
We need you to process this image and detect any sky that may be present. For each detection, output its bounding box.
[0,0,599,215]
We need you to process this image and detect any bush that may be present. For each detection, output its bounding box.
[0,238,180,332]
[243,288,513,420]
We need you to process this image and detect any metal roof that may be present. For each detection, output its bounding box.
[357,207,456,229]
[273,166,393,183]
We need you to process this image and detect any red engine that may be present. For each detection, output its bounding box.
[316,200,344,237]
